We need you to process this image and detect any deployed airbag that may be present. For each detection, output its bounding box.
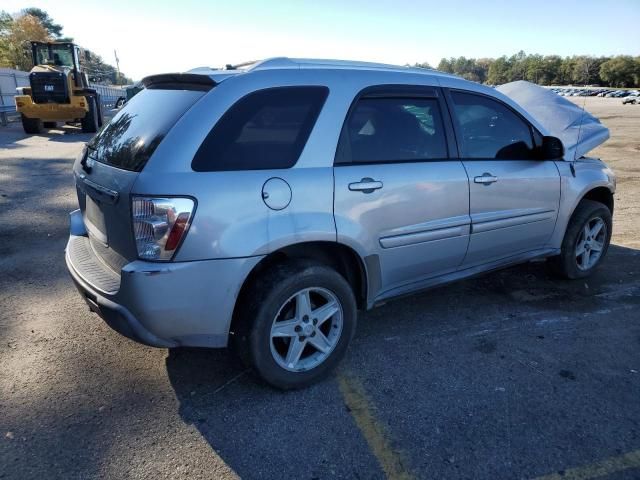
[496,81,609,159]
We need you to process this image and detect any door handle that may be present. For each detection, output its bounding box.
[348,178,383,194]
[77,175,120,204]
[474,173,498,185]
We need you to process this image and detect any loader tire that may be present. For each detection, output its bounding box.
[96,95,103,127]
[81,97,99,133]
[21,115,43,134]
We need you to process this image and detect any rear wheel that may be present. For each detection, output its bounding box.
[234,261,357,390]
[21,115,43,134]
[549,199,612,279]
[81,97,99,133]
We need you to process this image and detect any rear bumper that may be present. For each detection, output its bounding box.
[66,247,174,347]
[15,95,88,120]
[65,231,263,349]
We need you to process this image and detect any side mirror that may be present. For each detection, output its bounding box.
[540,136,564,160]
[84,51,92,62]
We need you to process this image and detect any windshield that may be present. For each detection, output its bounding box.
[33,44,74,67]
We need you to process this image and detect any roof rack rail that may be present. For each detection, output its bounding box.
[224,60,260,70]
[246,57,440,74]
[247,58,299,70]
[185,57,450,79]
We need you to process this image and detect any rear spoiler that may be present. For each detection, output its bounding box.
[141,73,216,91]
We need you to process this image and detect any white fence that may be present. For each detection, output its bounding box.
[0,69,29,125]
[0,68,126,125]
[92,83,127,109]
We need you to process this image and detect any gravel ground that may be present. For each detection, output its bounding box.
[1,98,639,479]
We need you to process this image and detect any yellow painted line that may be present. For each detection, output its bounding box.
[337,373,414,480]
[533,449,640,480]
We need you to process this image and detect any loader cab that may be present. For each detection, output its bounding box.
[31,42,87,88]
[32,42,76,68]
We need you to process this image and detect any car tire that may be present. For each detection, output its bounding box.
[234,261,357,390]
[21,115,43,134]
[81,97,99,133]
[549,199,612,279]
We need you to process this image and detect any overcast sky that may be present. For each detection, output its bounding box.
[4,0,640,80]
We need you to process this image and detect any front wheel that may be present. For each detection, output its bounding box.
[549,199,612,279]
[235,262,357,389]
[21,115,43,134]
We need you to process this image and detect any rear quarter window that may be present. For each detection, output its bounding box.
[192,86,329,171]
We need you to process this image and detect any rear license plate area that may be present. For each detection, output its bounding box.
[84,196,108,244]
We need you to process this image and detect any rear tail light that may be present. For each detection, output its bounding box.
[132,197,195,261]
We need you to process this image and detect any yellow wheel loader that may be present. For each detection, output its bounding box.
[14,42,103,134]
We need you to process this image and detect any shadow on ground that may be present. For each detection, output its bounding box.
[165,244,640,479]
[0,123,93,148]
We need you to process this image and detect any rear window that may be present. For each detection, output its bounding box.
[192,86,329,171]
[87,88,205,172]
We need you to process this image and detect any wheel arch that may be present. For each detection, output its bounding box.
[230,241,370,336]
[580,186,614,214]
[550,182,615,250]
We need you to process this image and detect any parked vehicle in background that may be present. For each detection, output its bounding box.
[622,95,638,105]
[14,41,126,134]
[124,81,144,106]
[65,59,615,389]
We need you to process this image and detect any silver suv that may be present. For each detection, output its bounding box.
[66,58,615,389]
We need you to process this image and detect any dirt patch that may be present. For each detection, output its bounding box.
[569,98,640,248]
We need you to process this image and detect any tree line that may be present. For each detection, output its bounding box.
[0,7,132,85]
[415,51,640,87]
[2,8,638,88]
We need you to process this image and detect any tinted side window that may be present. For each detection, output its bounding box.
[192,86,328,171]
[337,97,448,164]
[450,91,534,160]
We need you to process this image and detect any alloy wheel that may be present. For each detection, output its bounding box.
[575,216,607,271]
[269,287,343,372]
